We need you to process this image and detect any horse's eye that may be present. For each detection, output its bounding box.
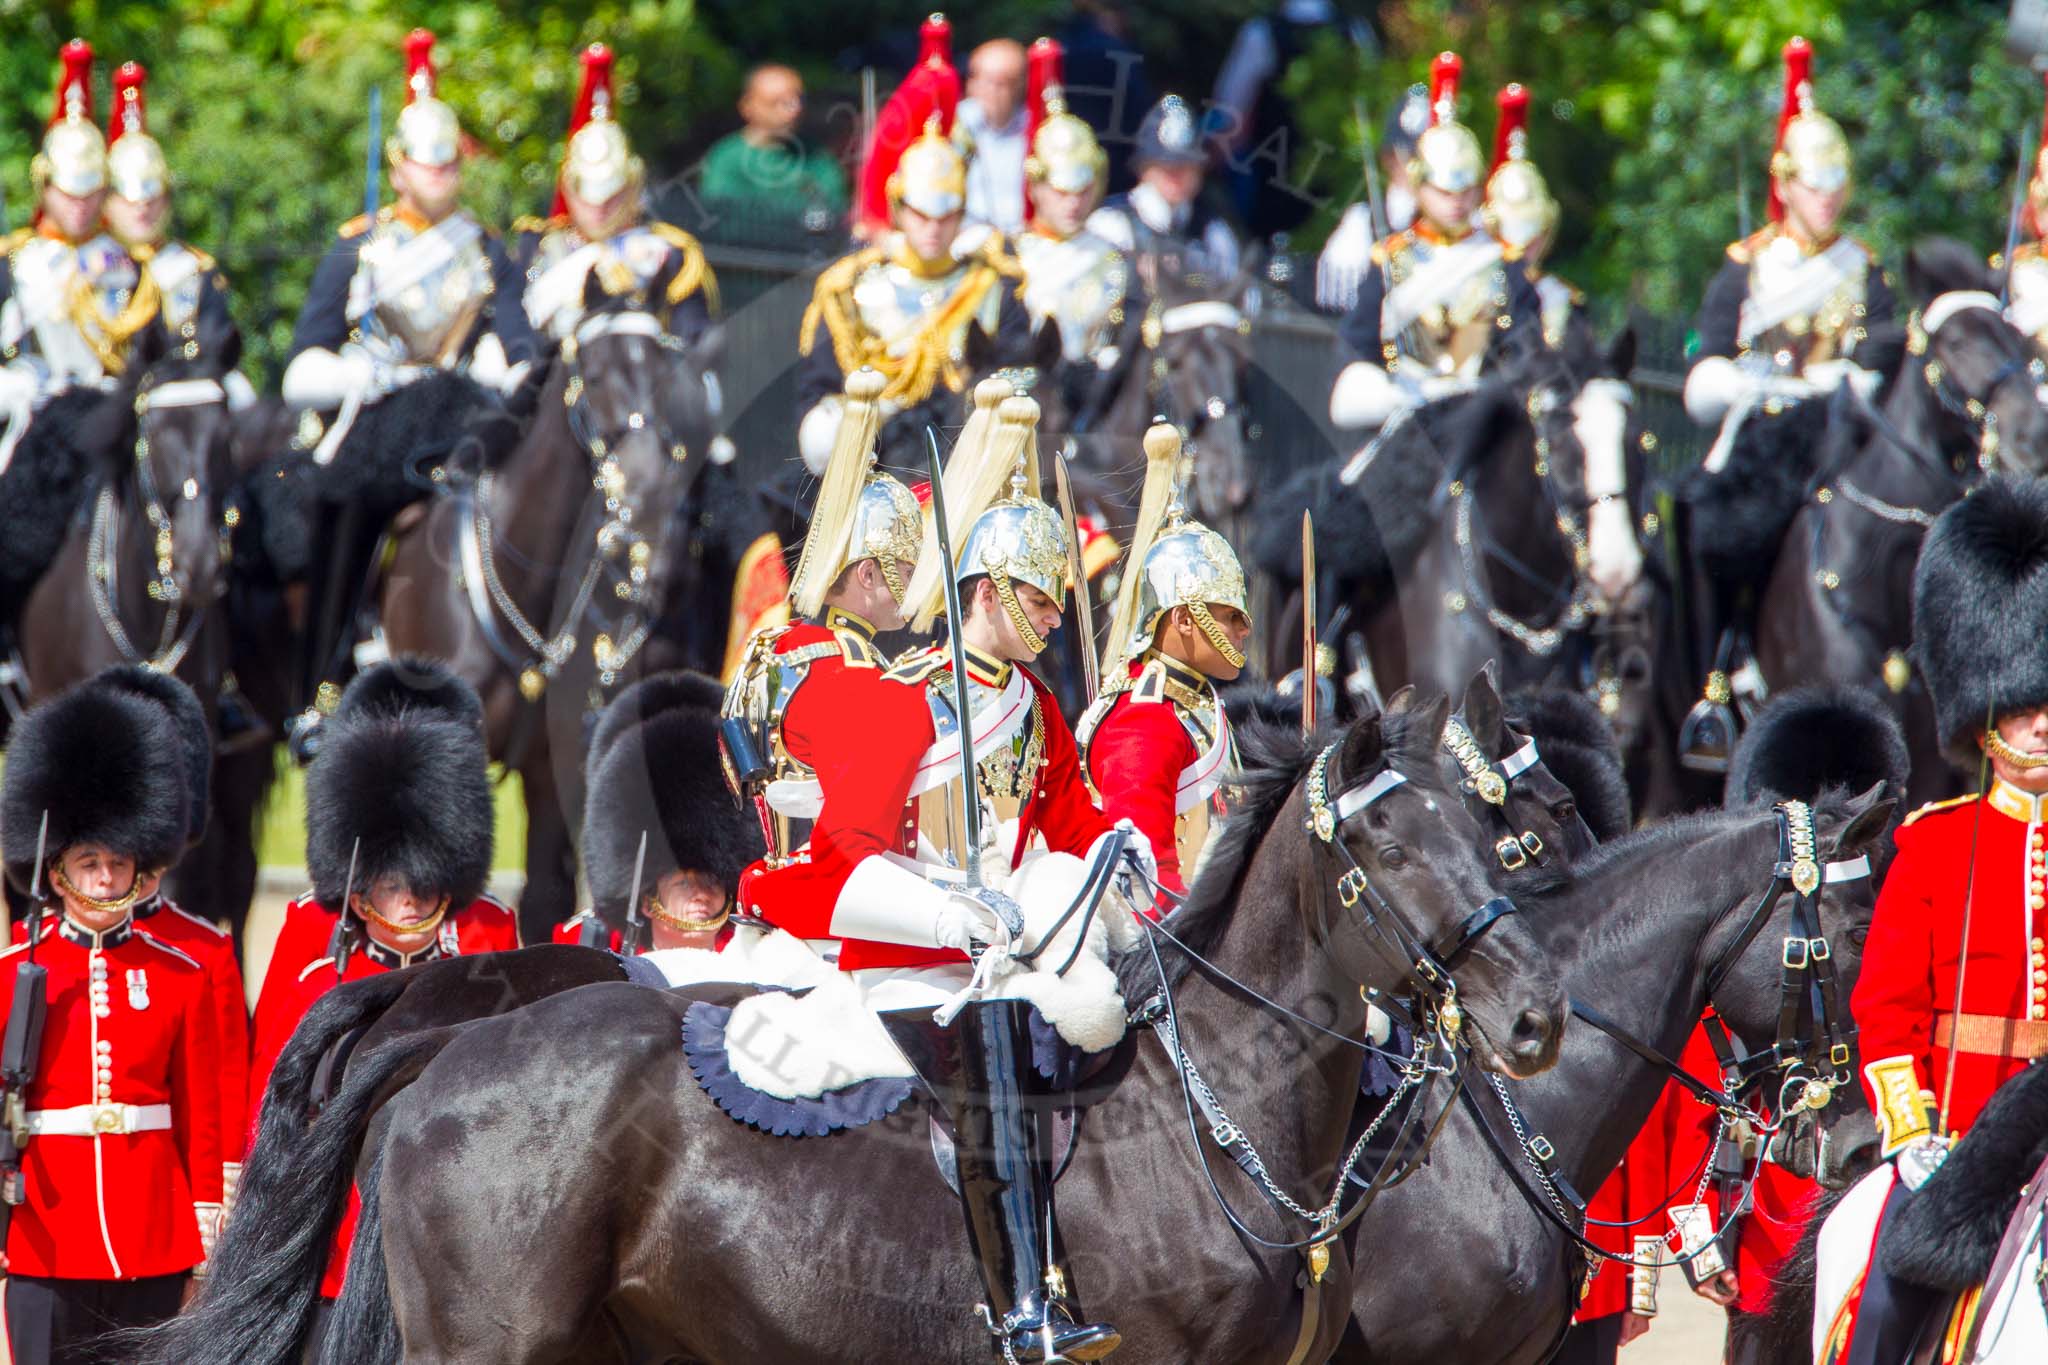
[1845,925,1870,948]
[1550,800,1577,824]
[1378,846,1408,871]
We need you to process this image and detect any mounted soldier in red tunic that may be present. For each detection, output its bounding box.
[1078,422,1249,902]
[0,669,225,1361]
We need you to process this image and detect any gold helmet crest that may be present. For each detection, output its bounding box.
[107,62,170,207]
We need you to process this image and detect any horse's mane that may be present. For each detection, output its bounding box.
[1119,705,1448,999]
[1538,785,1867,897]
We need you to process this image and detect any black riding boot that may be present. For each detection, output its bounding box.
[885,1002,1120,1363]
[289,497,379,763]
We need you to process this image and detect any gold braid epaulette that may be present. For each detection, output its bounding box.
[1901,793,1975,827]
[799,244,1009,408]
[649,222,719,315]
[883,645,946,685]
[0,227,33,260]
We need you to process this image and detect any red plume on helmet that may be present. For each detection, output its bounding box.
[857,13,961,233]
[552,43,617,218]
[109,61,148,146]
[50,38,95,130]
[404,27,439,103]
[1428,51,1461,129]
[1768,36,1813,225]
[1021,37,1065,224]
[1491,83,1529,179]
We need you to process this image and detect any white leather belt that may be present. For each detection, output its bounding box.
[26,1102,173,1137]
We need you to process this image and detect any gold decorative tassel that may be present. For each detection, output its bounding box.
[788,368,887,619]
[1100,422,1184,679]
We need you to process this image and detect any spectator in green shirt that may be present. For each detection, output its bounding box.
[698,65,849,231]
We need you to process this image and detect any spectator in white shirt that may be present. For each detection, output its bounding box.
[960,39,1029,235]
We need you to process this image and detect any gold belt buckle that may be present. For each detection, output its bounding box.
[91,1104,125,1134]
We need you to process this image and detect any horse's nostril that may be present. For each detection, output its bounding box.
[1511,1009,1553,1053]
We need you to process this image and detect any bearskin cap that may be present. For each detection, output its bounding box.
[335,655,486,732]
[582,671,762,928]
[305,696,493,909]
[1913,479,2048,764]
[2,681,190,892]
[89,665,212,848]
[1726,684,1909,814]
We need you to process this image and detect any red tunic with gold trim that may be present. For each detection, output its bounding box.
[134,895,251,1176]
[247,892,520,1297]
[741,642,1110,973]
[1853,782,2048,1140]
[1079,652,1233,900]
[0,914,223,1280]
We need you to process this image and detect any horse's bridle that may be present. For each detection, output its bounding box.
[1441,716,1550,871]
[85,375,230,673]
[1872,291,2045,475]
[1303,741,1521,1016]
[468,308,692,695]
[1465,799,1870,1283]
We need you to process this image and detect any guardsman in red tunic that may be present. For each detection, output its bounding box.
[556,670,765,952]
[1078,422,1247,904]
[738,384,1142,1362]
[1820,478,2048,1361]
[0,671,224,1362]
[247,657,517,1311]
[88,664,253,1220]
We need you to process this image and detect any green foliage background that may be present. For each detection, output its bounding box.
[4,1,2038,372]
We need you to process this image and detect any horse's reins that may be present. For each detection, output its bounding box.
[85,375,229,674]
[1126,742,1514,1272]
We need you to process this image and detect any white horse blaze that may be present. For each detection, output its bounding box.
[1571,379,1642,603]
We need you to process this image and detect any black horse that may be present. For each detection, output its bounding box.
[369,267,726,941]
[1335,684,1907,1362]
[1745,238,2048,805]
[1336,784,1894,1362]
[5,316,251,920]
[1255,325,1649,730]
[143,693,1567,1365]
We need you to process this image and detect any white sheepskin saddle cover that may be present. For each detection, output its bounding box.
[645,850,1141,1100]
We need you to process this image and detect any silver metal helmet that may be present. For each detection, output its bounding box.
[956,495,1067,603]
[851,471,923,602]
[1124,517,1250,659]
[35,40,107,199]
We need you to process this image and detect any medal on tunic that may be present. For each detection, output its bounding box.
[127,967,150,1011]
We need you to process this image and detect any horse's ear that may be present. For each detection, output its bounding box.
[689,322,726,376]
[1905,237,1995,307]
[130,321,170,373]
[1384,684,1417,715]
[1463,662,1503,745]
[1339,710,1385,777]
[1410,691,1452,753]
[1032,318,1063,372]
[1606,325,1637,382]
[1231,243,1266,302]
[1832,782,1898,858]
[645,252,684,310]
[583,264,610,311]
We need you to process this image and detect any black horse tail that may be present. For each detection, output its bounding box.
[117,1023,454,1365]
[252,967,419,1154]
[322,1129,401,1364]
[1732,1181,1854,1365]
